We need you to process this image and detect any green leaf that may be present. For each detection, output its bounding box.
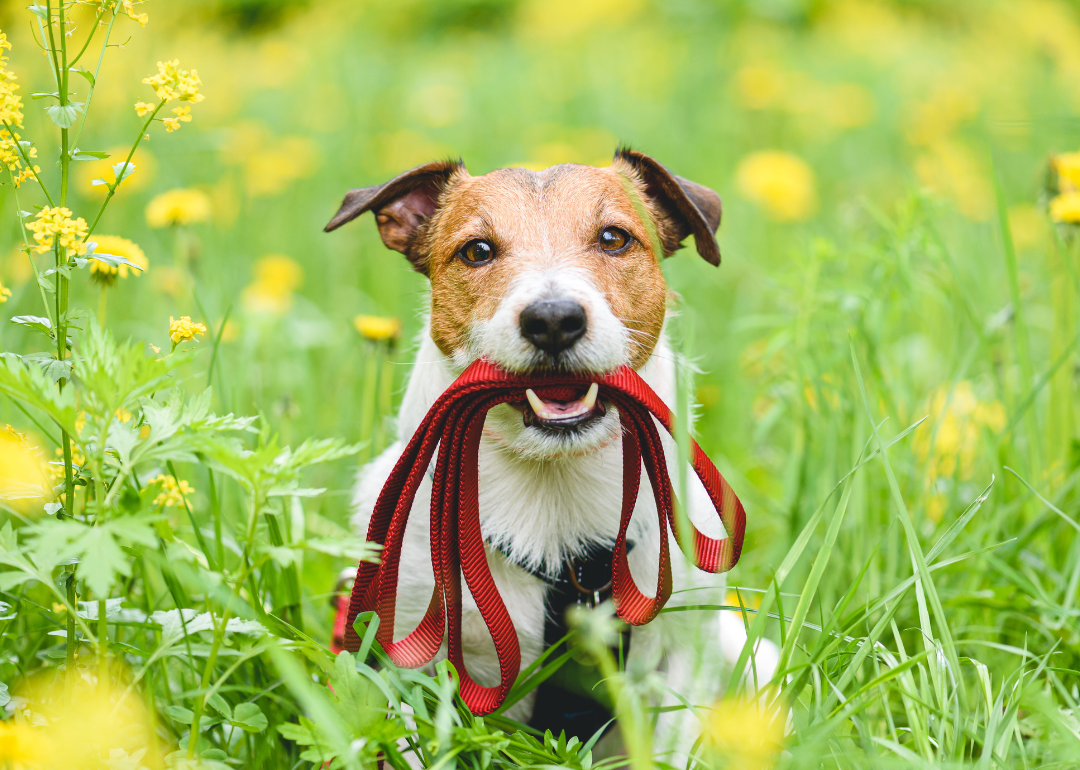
[206,692,233,721]
[70,68,96,87]
[86,252,145,273]
[71,149,109,161]
[20,353,72,384]
[231,703,269,733]
[9,315,53,338]
[166,705,195,724]
[111,161,137,184]
[46,104,83,129]
[31,92,59,101]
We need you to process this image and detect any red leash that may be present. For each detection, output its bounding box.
[337,359,746,715]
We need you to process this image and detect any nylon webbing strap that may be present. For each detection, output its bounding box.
[342,359,746,715]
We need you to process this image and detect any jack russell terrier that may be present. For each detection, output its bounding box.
[326,148,777,758]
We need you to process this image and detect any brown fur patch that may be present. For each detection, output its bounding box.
[418,163,671,369]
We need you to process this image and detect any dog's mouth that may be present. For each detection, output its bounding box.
[509,383,606,432]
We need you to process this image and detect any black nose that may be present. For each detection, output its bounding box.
[520,299,587,357]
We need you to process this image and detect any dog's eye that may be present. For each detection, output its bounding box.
[599,226,631,253]
[458,239,495,266]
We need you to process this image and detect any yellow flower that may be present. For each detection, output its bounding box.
[734,63,787,110]
[736,150,817,221]
[120,0,149,26]
[169,315,207,346]
[241,255,303,315]
[115,407,133,424]
[1050,191,1080,223]
[0,720,49,767]
[145,187,211,227]
[0,428,50,501]
[25,206,89,256]
[162,116,181,132]
[150,473,194,507]
[0,34,39,188]
[354,315,402,342]
[7,675,161,768]
[88,235,148,286]
[1052,151,1080,192]
[705,698,784,770]
[0,281,10,303]
[173,104,193,122]
[0,32,25,127]
[143,59,204,104]
[913,381,1005,489]
[134,100,154,117]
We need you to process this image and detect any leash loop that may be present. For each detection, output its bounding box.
[340,359,746,715]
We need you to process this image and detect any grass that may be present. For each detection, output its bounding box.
[0,0,1078,768]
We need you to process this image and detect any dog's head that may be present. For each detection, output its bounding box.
[327,148,722,458]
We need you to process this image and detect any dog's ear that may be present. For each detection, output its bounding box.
[324,159,464,273]
[614,148,722,266]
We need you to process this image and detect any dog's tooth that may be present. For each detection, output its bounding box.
[582,383,599,410]
[525,388,547,417]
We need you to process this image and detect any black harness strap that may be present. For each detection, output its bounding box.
[489,540,634,740]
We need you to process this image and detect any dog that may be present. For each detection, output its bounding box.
[326,148,777,759]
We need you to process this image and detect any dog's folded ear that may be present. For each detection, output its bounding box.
[614,148,722,266]
[325,159,464,273]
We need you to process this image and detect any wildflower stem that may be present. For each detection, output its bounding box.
[83,102,164,240]
[64,568,77,694]
[1,121,54,205]
[7,166,54,325]
[98,596,108,687]
[187,492,262,759]
[70,6,119,150]
[67,3,108,68]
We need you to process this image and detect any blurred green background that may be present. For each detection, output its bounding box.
[0,0,1076,623]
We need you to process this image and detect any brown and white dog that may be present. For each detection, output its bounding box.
[326,149,777,758]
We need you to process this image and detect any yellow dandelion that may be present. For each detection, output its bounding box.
[1050,191,1080,224]
[150,473,194,507]
[736,150,817,221]
[0,720,49,767]
[241,255,304,315]
[169,316,207,346]
[0,429,50,501]
[354,315,402,342]
[734,63,787,110]
[88,235,148,286]
[913,381,1005,487]
[9,675,162,768]
[145,188,211,227]
[25,206,89,256]
[705,698,784,770]
[1052,151,1080,193]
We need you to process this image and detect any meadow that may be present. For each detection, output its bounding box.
[0,0,1078,767]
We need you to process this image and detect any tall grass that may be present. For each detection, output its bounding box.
[0,0,1078,768]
